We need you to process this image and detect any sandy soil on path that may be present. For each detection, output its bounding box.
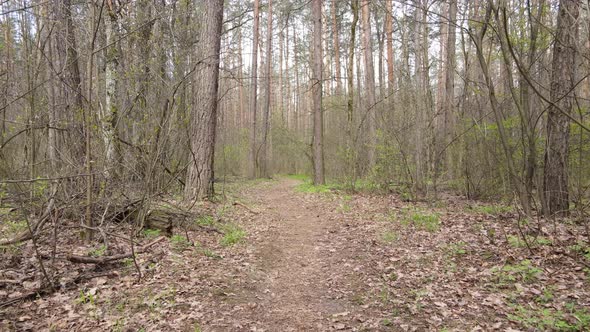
[231,179,356,331]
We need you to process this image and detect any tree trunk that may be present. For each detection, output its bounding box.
[361,0,377,171]
[435,0,457,189]
[347,0,359,185]
[103,3,122,179]
[259,0,273,178]
[184,0,224,201]
[331,0,343,95]
[385,0,394,92]
[53,0,85,161]
[312,0,325,185]
[544,0,579,217]
[248,0,260,178]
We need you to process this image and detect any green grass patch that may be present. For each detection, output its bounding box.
[444,241,469,257]
[400,208,440,232]
[220,224,246,246]
[508,302,590,331]
[89,245,107,257]
[507,235,552,248]
[142,228,161,239]
[568,241,590,260]
[295,181,332,194]
[285,174,310,181]
[492,259,542,285]
[202,248,222,259]
[469,204,513,215]
[2,220,28,234]
[381,231,398,243]
[195,215,216,227]
[170,235,191,251]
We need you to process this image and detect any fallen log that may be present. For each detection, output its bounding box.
[66,236,165,265]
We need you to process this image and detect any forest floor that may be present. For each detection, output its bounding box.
[1,177,590,331]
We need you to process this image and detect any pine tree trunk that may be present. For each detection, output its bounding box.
[184,0,224,201]
[248,0,260,178]
[385,0,394,92]
[544,0,579,217]
[259,0,273,178]
[312,0,325,185]
[331,0,343,95]
[361,0,377,171]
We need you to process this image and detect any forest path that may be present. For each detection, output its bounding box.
[224,178,361,331]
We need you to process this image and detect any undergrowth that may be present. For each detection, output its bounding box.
[399,207,440,232]
[220,224,246,246]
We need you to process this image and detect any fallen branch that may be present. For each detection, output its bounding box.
[66,236,165,264]
[0,279,22,285]
[195,225,223,234]
[233,201,259,214]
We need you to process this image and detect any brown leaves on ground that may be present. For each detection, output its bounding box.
[1,178,589,331]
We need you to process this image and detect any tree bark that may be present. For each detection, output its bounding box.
[544,0,579,216]
[347,0,359,185]
[248,0,260,178]
[385,0,394,92]
[312,0,325,185]
[103,3,122,179]
[53,0,85,160]
[184,0,224,200]
[361,0,377,171]
[331,0,343,95]
[259,0,273,178]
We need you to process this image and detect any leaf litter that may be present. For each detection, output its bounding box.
[1,178,589,331]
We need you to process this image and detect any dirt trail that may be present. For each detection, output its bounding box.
[5,177,587,331]
[238,179,353,331]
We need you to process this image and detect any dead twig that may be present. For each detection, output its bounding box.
[233,201,259,214]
